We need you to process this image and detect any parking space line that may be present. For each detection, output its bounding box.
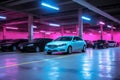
[0,54,80,69]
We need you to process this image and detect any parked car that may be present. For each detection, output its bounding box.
[18,38,53,52]
[93,40,108,49]
[1,39,28,52]
[85,40,93,48]
[108,41,117,47]
[45,36,86,55]
[0,39,13,51]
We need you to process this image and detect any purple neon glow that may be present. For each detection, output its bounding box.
[6,27,18,30]
[99,21,105,25]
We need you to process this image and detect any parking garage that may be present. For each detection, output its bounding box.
[0,0,120,80]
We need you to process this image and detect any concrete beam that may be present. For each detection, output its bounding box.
[73,0,120,24]
[22,1,73,11]
[6,0,35,6]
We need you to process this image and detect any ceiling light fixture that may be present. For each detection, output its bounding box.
[49,23,60,27]
[6,27,18,30]
[41,2,59,10]
[0,16,6,20]
[81,16,91,21]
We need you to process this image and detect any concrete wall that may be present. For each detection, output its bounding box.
[0,29,120,42]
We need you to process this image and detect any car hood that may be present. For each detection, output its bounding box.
[47,41,70,45]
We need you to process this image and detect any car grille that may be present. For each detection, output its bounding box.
[47,45,57,48]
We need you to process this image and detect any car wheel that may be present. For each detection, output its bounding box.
[67,46,72,54]
[35,47,40,52]
[13,46,16,51]
[47,52,52,55]
[82,45,86,52]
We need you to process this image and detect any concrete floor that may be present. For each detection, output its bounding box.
[0,47,120,80]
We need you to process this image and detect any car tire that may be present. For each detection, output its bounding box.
[35,47,40,52]
[47,52,52,55]
[82,45,86,52]
[67,46,72,54]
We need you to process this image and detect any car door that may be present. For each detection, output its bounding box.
[71,37,78,52]
[75,37,85,50]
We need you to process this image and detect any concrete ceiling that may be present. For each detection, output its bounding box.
[0,0,120,32]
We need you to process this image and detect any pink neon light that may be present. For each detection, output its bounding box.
[89,33,93,35]
[45,32,51,35]
[99,21,105,25]
[6,27,18,30]
[40,30,46,33]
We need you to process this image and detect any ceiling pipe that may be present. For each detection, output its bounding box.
[73,0,120,24]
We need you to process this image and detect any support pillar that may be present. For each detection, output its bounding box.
[100,24,103,40]
[111,26,113,41]
[3,26,6,40]
[61,26,64,36]
[28,15,33,42]
[76,24,79,36]
[78,9,83,38]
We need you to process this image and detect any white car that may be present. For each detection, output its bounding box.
[108,41,117,47]
[45,36,86,54]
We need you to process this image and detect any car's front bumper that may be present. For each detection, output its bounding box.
[45,46,67,54]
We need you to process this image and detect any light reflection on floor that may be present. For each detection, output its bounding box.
[0,47,120,80]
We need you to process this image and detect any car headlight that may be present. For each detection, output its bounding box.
[27,44,34,46]
[57,44,67,47]
[4,44,12,46]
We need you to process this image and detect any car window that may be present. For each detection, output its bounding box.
[73,37,82,41]
[54,37,72,41]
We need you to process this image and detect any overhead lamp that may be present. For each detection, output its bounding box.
[0,16,6,20]
[6,27,18,30]
[49,23,60,27]
[81,16,91,21]
[107,25,116,29]
[99,21,105,25]
[107,25,112,28]
[40,30,46,33]
[32,25,37,28]
[41,2,59,10]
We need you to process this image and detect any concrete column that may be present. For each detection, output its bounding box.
[28,15,33,42]
[76,24,78,36]
[100,24,103,40]
[78,9,83,38]
[111,26,113,41]
[61,26,64,36]
[3,26,6,40]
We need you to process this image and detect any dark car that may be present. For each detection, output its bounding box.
[1,39,28,52]
[93,40,108,49]
[18,38,53,52]
[85,40,93,48]
[0,39,13,51]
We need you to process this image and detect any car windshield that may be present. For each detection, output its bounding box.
[108,41,115,43]
[54,37,72,41]
[97,40,106,43]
